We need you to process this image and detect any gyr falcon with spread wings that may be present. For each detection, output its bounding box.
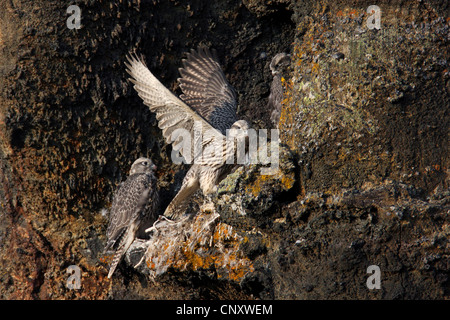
[126,47,249,220]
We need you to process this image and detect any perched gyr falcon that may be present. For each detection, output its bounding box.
[126,47,249,220]
[267,53,291,127]
[104,157,159,278]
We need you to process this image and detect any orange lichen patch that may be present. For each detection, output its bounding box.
[245,174,271,198]
[281,174,296,190]
[99,254,114,265]
[311,62,319,74]
[244,167,295,199]
[334,8,363,18]
[142,211,253,282]
[348,9,358,17]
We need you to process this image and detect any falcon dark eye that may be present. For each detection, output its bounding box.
[142,161,148,166]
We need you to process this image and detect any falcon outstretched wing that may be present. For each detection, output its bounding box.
[178,47,238,134]
[125,54,231,167]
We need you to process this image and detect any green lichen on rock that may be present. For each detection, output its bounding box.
[280,3,448,194]
[217,143,296,218]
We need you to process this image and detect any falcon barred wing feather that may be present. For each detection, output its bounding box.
[105,174,151,251]
[178,47,238,134]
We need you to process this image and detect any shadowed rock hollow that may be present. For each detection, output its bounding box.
[0,0,448,299]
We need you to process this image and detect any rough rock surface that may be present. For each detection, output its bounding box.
[0,0,448,299]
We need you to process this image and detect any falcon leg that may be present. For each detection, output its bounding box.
[200,194,216,213]
[163,169,200,220]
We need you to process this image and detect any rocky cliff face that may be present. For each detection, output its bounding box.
[0,0,448,299]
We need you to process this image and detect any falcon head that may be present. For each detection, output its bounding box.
[269,53,291,76]
[226,120,250,165]
[129,157,157,175]
[228,120,250,138]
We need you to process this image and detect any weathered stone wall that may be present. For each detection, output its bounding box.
[0,0,448,299]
